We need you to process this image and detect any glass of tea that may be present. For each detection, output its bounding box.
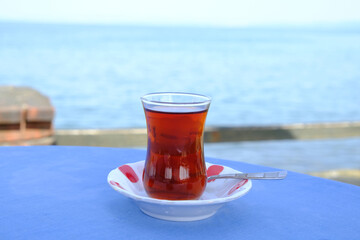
[141,92,211,200]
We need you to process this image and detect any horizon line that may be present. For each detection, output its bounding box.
[1,18,360,29]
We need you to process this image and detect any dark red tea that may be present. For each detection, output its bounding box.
[143,108,208,200]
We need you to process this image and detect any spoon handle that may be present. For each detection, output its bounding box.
[208,171,287,180]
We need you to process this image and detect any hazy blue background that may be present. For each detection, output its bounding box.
[1,0,360,26]
[1,0,360,129]
[1,22,359,129]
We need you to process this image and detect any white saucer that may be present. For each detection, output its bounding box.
[107,160,252,221]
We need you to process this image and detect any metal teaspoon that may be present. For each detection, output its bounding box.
[208,171,287,181]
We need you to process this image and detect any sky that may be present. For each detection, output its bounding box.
[0,0,360,26]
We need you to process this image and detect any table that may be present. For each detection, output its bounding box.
[1,146,359,240]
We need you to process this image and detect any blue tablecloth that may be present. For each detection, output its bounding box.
[0,146,359,239]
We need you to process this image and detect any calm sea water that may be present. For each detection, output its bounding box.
[205,138,360,172]
[1,22,360,129]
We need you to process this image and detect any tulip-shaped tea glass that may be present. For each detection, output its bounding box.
[141,93,211,200]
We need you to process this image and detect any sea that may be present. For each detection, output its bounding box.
[1,21,360,172]
[1,21,360,129]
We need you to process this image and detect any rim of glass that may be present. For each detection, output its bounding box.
[141,92,211,106]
